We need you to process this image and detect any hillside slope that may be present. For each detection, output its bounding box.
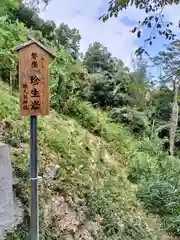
[0,81,174,240]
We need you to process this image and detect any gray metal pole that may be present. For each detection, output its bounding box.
[30,116,39,240]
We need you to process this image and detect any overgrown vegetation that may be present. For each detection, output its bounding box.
[0,81,171,240]
[1,1,180,239]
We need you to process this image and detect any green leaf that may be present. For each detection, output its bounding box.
[132,27,137,33]
[137,30,141,38]
[176,69,180,76]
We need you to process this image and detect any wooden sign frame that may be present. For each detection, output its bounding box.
[16,39,55,117]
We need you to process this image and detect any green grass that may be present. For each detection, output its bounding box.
[0,81,173,239]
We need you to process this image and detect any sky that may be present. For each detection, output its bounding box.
[40,0,180,72]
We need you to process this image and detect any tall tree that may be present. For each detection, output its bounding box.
[10,4,41,29]
[40,20,56,41]
[11,4,81,58]
[153,40,180,84]
[83,42,115,74]
[55,23,81,59]
[10,4,56,41]
[153,40,180,155]
[85,42,150,114]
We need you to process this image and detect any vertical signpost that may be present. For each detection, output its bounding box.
[16,40,55,240]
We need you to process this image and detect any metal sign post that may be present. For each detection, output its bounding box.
[30,116,38,239]
[15,39,55,240]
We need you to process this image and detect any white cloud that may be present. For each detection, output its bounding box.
[40,0,137,68]
[40,0,180,68]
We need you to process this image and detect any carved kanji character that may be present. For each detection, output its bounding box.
[31,100,40,110]
[24,89,28,94]
[30,75,40,85]
[23,84,28,88]
[31,52,38,59]
[31,60,38,68]
[31,88,40,98]
[41,55,45,68]
[23,105,28,110]
[24,94,28,100]
[23,99,28,104]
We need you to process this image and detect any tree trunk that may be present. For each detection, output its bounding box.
[169,78,179,155]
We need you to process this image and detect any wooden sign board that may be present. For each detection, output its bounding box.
[16,41,55,116]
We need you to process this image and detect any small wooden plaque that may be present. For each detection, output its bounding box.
[17,41,54,116]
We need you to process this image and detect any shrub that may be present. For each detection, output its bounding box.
[129,144,180,236]
[111,106,150,134]
[50,50,89,112]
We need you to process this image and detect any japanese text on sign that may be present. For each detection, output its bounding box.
[30,52,41,112]
[19,42,52,116]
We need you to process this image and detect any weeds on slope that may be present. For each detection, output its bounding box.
[0,82,167,239]
[63,98,180,237]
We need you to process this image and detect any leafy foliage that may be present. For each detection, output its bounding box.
[111,107,150,134]
[0,16,27,86]
[0,0,20,16]
[55,23,81,59]
[50,49,89,112]
[152,40,180,86]
[83,42,115,74]
[100,0,180,55]
[11,4,81,58]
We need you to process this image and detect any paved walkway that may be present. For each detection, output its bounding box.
[0,143,23,239]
